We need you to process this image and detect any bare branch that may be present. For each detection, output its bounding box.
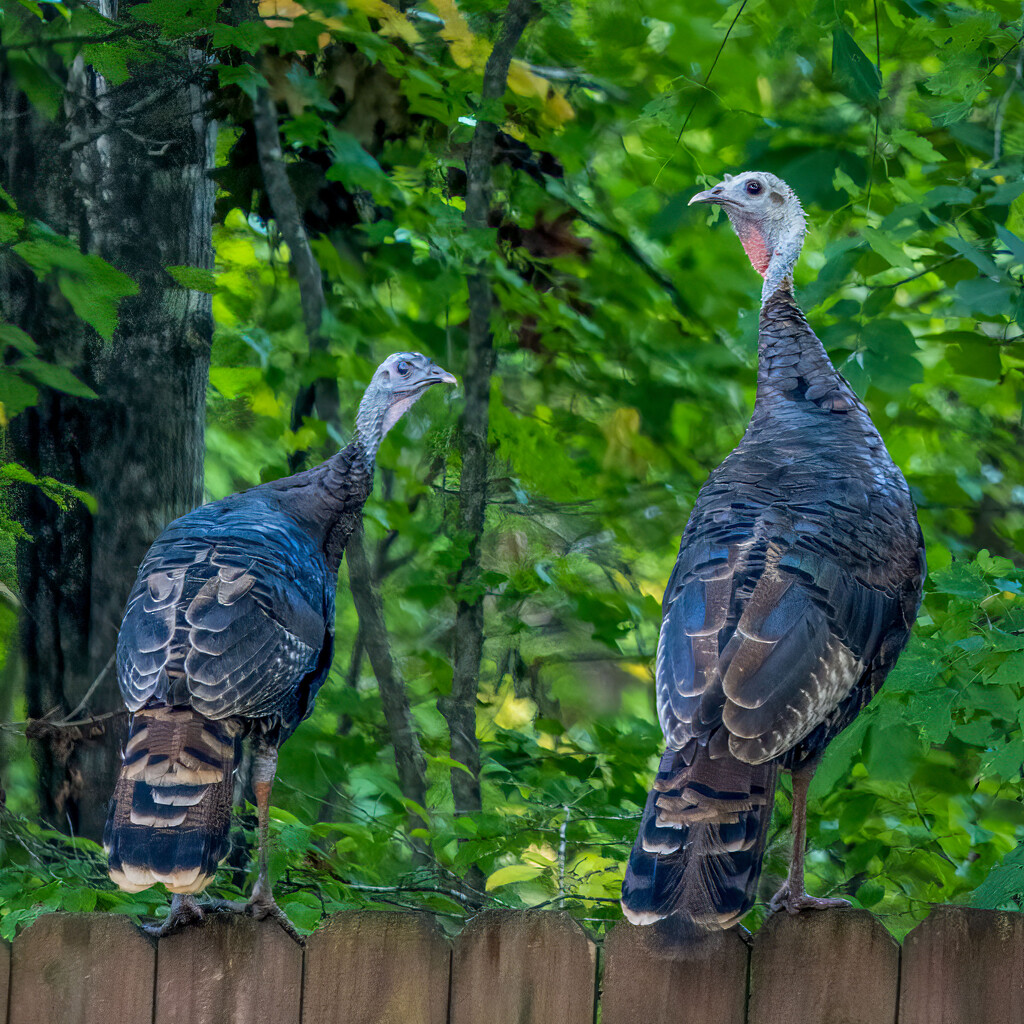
[250,86,339,456]
[345,523,430,858]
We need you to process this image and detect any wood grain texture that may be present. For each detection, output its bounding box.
[748,909,898,1024]
[9,913,155,1024]
[0,938,9,1024]
[899,906,1024,1024]
[450,910,596,1024]
[302,911,450,1024]
[600,921,749,1024]
[154,915,302,1024]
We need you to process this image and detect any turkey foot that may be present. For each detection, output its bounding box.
[143,893,205,936]
[769,880,850,915]
[203,885,304,943]
[245,881,304,943]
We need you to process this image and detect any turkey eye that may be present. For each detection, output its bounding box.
[396,360,410,376]
[745,180,762,195]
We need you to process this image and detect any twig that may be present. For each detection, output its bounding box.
[653,0,750,184]
[994,36,1024,163]
[867,254,959,290]
[61,653,115,724]
[0,27,144,53]
[865,0,882,214]
[250,86,339,463]
[345,522,430,852]
[544,182,693,316]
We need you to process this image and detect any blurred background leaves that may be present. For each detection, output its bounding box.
[1,0,1024,939]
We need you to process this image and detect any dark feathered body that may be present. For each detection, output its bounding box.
[105,443,372,893]
[622,287,925,927]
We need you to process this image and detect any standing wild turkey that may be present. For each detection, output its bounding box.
[104,352,455,934]
[621,173,925,932]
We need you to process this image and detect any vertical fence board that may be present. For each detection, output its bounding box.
[748,909,898,1024]
[600,921,749,1024]
[1,939,9,1024]
[9,914,155,1024]
[899,906,1024,1024]
[302,911,449,1024]
[154,915,302,1024]
[450,910,595,1024]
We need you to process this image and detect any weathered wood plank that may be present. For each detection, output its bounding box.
[302,911,449,1024]
[450,910,595,1024]
[899,906,1024,1024]
[154,915,302,1024]
[600,921,749,1024]
[748,909,898,1024]
[0,938,10,1024]
[9,913,155,1024]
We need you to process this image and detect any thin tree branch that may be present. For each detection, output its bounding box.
[443,0,538,882]
[346,522,430,858]
[0,28,145,53]
[250,86,339,463]
[994,38,1024,163]
[653,0,749,184]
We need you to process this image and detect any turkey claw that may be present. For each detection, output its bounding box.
[143,894,205,937]
[246,887,305,944]
[769,883,850,916]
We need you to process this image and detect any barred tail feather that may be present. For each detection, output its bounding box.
[621,744,777,931]
[104,706,240,894]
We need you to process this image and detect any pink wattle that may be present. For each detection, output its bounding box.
[736,224,771,277]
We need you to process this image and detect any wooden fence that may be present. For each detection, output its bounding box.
[0,906,1021,1024]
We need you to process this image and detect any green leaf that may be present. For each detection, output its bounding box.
[485,863,545,890]
[931,561,990,601]
[60,887,98,913]
[13,238,138,341]
[16,357,97,399]
[0,367,39,423]
[8,54,63,120]
[128,0,220,36]
[209,367,262,400]
[995,225,1024,268]
[0,322,38,354]
[428,755,477,776]
[973,844,1024,909]
[166,264,216,294]
[832,29,880,106]
[860,227,909,268]
[946,339,1002,380]
[217,64,267,102]
[944,236,1000,279]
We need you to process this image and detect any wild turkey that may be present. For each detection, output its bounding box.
[104,352,455,935]
[621,173,925,933]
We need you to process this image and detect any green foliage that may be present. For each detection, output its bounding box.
[3,0,1024,942]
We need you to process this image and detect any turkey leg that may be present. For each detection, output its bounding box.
[207,744,303,942]
[768,762,850,915]
[244,744,303,939]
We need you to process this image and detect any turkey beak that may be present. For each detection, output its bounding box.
[688,187,724,207]
[428,364,457,386]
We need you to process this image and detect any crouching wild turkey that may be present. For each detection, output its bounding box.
[621,173,925,934]
[105,352,455,935]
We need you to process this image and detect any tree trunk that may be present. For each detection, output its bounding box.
[0,20,214,839]
[443,0,537,864]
